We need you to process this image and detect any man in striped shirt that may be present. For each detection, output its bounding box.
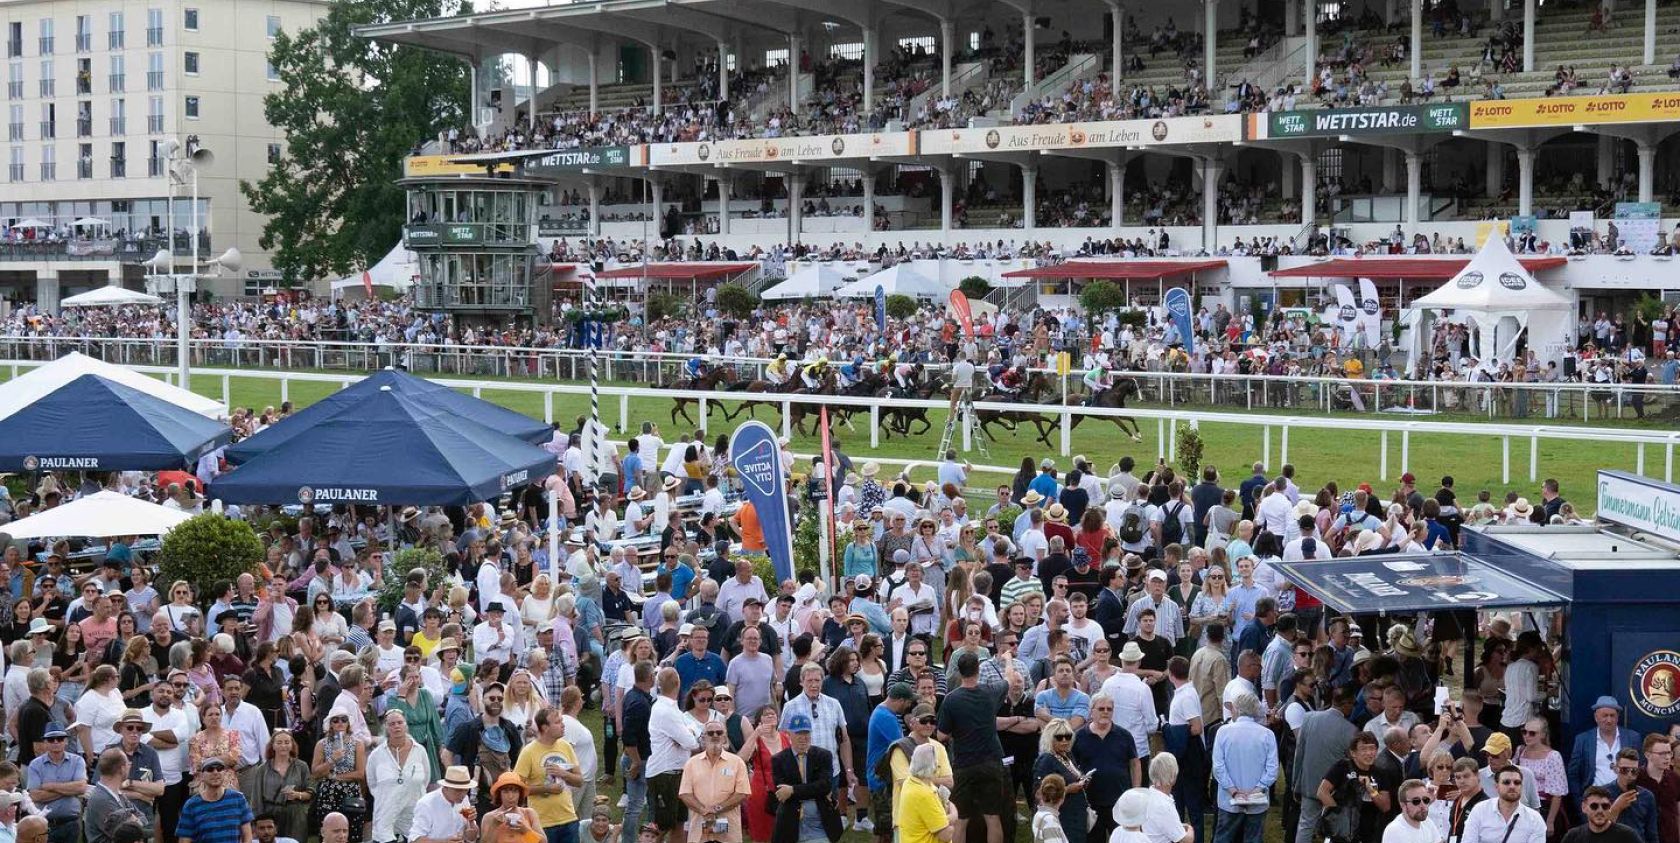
[176,757,253,843]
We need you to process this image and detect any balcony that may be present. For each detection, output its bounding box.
[147,114,163,134]
[7,164,21,182]
[109,32,124,50]
[37,37,53,55]
[38,121,53,139]
[76,72,91,95]
[110,157,125,178]
[147,155,162,176]
[0,236,199,263]
[38,79,52,97]
[146,27,163,47]
[6,81,20,99]
[6,123,20,142]
[38,162,53,180]
[146,71,163,91]
[109,116,125,135]
[76,118,92,137]
[75,34,91,53]
[109,73,124,93]
[5,40,20,59]
[76,158,92,179]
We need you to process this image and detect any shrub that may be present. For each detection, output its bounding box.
[375,547,450,615]
[1176,422,1205,480]
[157,513,265,595]
[714,283,760,319]
[1080,280,1126,315]
[646,291,687,322]
[885,294,918,321]
[957,276,992,300]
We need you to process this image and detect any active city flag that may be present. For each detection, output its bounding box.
[874,284,887,332]
[730,420,795,583]
[1164,287,1195,356]
[949,290,975,339]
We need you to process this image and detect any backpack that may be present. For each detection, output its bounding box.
[1315,771,1367,843]
[1118,505,1145,544]
[1159,502,1187,546]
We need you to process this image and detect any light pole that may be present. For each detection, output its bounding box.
[161,135,213,388]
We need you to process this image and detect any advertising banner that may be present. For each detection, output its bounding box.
[729,420,795,583]
[874,285,887,332]
[1356,277,1383,349]
[949,290,974,339]
[1273,555,1568,615]
[920,115,1243,155]
[521,145,637,176]
[1470,93,1680,128]
[403,155,514,177]
[1597,470,1680,545]
[1616,202,1662,253]
[1164,287,1195,354]
[648,132,918,166]
[1252,103,1468,139]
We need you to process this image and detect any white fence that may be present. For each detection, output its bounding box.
[7,357,1680,490]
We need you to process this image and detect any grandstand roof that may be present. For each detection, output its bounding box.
[596,262,759,280]
[1269,257,1567,279]
[1002,260,1228,281]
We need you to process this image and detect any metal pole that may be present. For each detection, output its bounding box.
[586,269,602,491]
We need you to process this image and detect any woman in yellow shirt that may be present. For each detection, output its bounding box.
[898,743,956,843]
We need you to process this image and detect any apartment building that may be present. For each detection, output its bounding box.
[1,0,328,305]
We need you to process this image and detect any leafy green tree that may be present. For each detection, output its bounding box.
[957,276,992,299]
[885,294,919,321]
[240,0,472,285]
[646,291,687,322]
[714,283,760,319]
[1080,280,1127,315]
[158,514,265,593]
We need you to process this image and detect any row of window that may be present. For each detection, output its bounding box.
[7,97,170,141]
[6,50,278,101]
[5,11,282,58]
[4,137,283,183]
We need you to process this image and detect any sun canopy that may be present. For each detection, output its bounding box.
[0,374,232,472]
[1002,259,1227,280]
[330,243,419,294]
[0,490,192,539]
[1269,256,1566,279]
[833,264,948,299]
[1408,235,1573,312]
[596,262,758,281]
[760,264,858,300]
[0,353,225,422]
[60,284,164,307]
[226,368,550,465]
[209,385,555,506]
[1273,553,1569,615]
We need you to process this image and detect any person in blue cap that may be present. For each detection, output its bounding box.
[1567,696,1642,812]
[769,713,841,843]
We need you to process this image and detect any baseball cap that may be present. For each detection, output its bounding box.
[786,713,813,733]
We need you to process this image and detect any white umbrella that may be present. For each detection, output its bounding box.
[13,218,50,229]
[0,490,191,539]
[71,217,110,228]
[60,284,164,307]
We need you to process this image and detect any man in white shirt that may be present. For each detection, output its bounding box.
[1256,480,1295,538]
[937,450,968,490]
[220,675,270,769]
[475,556,503,614]
[372,620,406,682]
[1460,767,1545,843]
[623,488,651,539]
[647,666,701,840]
[891,562,940,638]
[140,678,193,818]
[636,423,666,485]
[471,602,521,666]
[1381,779,1443,843]
[1101,642,1158,763]
[1137,756,1193,843]
[407,766,480,843]
[699,477,726,520]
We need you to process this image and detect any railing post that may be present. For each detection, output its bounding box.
[781,400,792,441]
[1530,435,1539,483]
[221,374,230,412]
[699,398,708,436]
[1156,418,1165,461]
[544,391,554,424]
[1167,419,1177,463]
[619,393,629,433]
[1400,429,1410,475]
[1060,408,1071,457]
[871,406,880,449]
[1263,424,1271,471]
[1638,443,1646,476]
[280,377,289,405]
[1380,429,1389,481]
[1668,442,1675,484]
[1501,436,1510,486]
[1280,425,1289,466]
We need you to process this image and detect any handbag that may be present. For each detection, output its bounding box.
[339,790,368,818]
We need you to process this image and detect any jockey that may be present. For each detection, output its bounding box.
[685,356,707,380]
[765,353,793,385]
[801,358,829,390]
[838,356,865,389]
[998,364,1026,394]
[893,360,919,391]
[985,351,1006,384]
[1082,361,1113,404]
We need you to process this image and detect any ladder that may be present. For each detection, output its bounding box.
[936,388,989,459]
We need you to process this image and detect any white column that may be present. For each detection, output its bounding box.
[1023,13,1035,91]
[651,47,663,113]
[1516,147,1535,216]
[1523,0,1535,72]
[1204,0,1217,91]
[1646,0,1658,65]
[1637,143,1656,203]
[650,180,664,230]
[717,176,731,236]
[862,27,875,117]
[862,171,875,227]
[587,182,602,236]
[788,33,801,113]
[1486,143,1504,198]
[941,18,955,98]
[1109,158,1125,225]
[34,271,58,313]
[1597,134,1615,189]
[527,53,539,132]
[1022,165,1038,230]
[1411,0,1423,82]
[1304,0,1317,90]
[717,40,729,102]
[789,173,803,241]
[1300,153,1317,225]
[1110,4,1123,82]
[1404,151,1421,233]
[588,48,600,113]
[940,167,954,235]
[1202,155,1222,249]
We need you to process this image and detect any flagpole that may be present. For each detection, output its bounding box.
[584,269,603,494]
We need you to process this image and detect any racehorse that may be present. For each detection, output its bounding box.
[668,365,738,427]
[785,370,839,437]
[719,375,801,421]
[877,375,944,438]
[974,371,1059,445]
[1067,376,1144,441]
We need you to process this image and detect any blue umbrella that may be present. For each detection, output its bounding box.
[0,374,231,472]
[227,368,550,464]
[209,385,555,506]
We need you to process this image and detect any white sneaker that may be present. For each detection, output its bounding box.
[618,794,628,809]
[854,817,875,833]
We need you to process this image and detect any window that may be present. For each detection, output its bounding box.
[38,102,53,138]
[183,51,198,76]
[7,104,21,141]
[897,36,934,54]
[266,60,278,82]
[183,9,198,32]
[183,95,198,119]
[76,58,91,94]
[38,19,53,56]
[146,9,163,46]
[8,145,21,182]
[763,47,789,67]
[108,12,125,50]
[110,140,125,177]
[969,31,980,51]
[266,142,281,164]
[39,59,52,97]
[109,98,125,135]
[266,15,282,38]
[829,42,863,61]
[75,16,91,53]
[76,100,91,136]
[6,22,20,59]
[39,143,53,180]
[77,142,92,178]
[147,95,162,133]
[6,61,20,100]
[147,52,163,90]
[148,138,163,175]
[109,54,124,92]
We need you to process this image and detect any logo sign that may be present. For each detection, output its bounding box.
[300,487,378,503]
[1164,286,1195,354]
[522,146,631,175]
[1471,94,1680,129]
[874,285,887,332]
[404,226,441,246]
[949,290,974,339]
[1498,272,1527,290]
[441,225,479,245]
[1264,103,1468,138]
[298,486,314,504]
[729,421,795,583]
[1338,304,1358,323]
[23,455,98,470]
[1597,470,1680,545]
[501,469,530,489]
[1361,297,1380,316]
[1632,650,1680,718]
[1456,271,1484,290]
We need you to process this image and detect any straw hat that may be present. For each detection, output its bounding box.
[627,487,647,501]
[1045,503,1068,523]
[861,461,880,478]
[441,766,476,791]
[1021,490,1044,506]
[662,476,682,492]
[1510,497,1533,517]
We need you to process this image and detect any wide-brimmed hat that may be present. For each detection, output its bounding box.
[1292,499,1318,518]
[25,618,50,637]
[1021,491,1044,506]
[498,510,519,527]
[115,710,151,733]
[492,770,528,798]
[1118,642,1145,663]
[1393,630,1423,658]
[861,461,881,478]
[1114,788,1151,827]
[627,487,648,501]
[1046,504,1068,523]
[1510,497,1533,516]
[434,637,461,654]
[663,476,682,492]
[441,766,475,790]
[399,506,420,523]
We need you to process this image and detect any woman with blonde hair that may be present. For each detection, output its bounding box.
[163,580,201,634]
[1031,719,1089,843]
[310,704,367,840]
[503,669,544,735]
[446,585,478,627]
[1516,717,1568,836]
[520,574,557,632]
[117,634,156,706]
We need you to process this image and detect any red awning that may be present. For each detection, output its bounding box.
[1002,259,1228,281]
[596,262,758,280]
[1269,257,1566,279]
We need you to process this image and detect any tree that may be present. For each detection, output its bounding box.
[646,291,687,322]
[885,294,919,321]
[957,276,992,300]
[714,283,759,319]
[158,514,265,593]
[240,0,472,285]
[1080,279,1127,315]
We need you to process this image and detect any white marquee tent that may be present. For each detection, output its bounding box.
[1406,235,1574,368]
[60,284,164,307]
[0,490,191,538]
[330,244,419,297]
[832,263,948,299]
[0,352,225,422]
[760,264,858,300]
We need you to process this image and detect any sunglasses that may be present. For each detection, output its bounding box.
[1522,730,1540,736]
[44,736,66,743]
[122,725,146,732]
[704,731,726,737]
[1618,767,1640,775]
[715,695,732,702]
[1405,797,1433,806]
[908,650,927,657]
[484,696,504,703]
[1053,734,1072,741]
[694,696,714,704]
[405,655,420,663]
[916,716,937,725]
[1587,802,1613,811]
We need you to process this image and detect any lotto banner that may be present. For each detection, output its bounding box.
[1469,94,1680,128]
[729,421,795,583]
[949,290,975,339]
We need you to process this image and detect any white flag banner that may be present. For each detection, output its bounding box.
[1357,277,1383,348]
[1332,283,1361,347]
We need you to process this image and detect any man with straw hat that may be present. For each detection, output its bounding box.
[408,766,480,842]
